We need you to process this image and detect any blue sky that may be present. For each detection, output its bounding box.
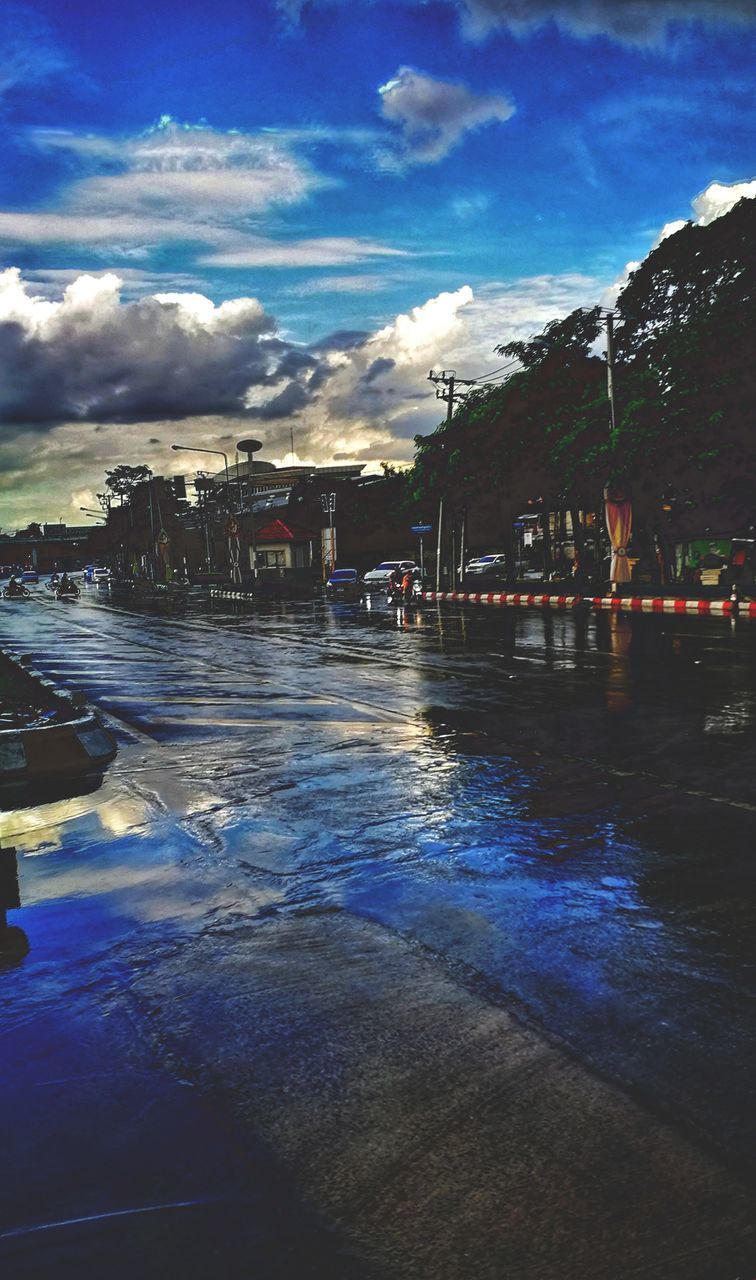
[0,0,754,524]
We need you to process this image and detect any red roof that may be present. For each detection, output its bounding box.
[256,518,314,542]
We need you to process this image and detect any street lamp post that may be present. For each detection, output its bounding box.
[237,438,263,581]
[171,444,234,579]
[170,444,231,511]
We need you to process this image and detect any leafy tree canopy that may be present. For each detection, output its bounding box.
[411,197,755,536]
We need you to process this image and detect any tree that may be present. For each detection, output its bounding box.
[104,464,152,502]
[411,196,756,576]
[613,195,756,534]
[411,307,610,575]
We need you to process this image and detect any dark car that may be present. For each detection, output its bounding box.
[20,570,39,585]
[326,569,364,601]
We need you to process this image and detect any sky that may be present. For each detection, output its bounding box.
[0,0,754,527]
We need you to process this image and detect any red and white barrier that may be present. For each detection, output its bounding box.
[421,590,742,616]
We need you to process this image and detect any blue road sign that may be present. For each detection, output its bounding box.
[411,524,433,534]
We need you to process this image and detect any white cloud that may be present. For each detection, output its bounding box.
[378,67,515,164]
[293,273,393,295]
[449,191,492,220]
[267,273,602,465]
[22,266,207,299]
[64,123,328,223]
[0,211,404,272]
[200,236,408,268]
[33,118,326,216]
[691,178,756,224]
[0,210,216,247]
[70,488,98,516]
[1,119,407,267]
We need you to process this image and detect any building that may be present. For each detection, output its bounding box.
[213,459,365,514]
[256,518,315,572]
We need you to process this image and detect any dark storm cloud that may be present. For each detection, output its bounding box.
[362,357,396,384]
[0,270,326,432]
[245,381,311,419]
[379,67,514,163]
[459,0,756,42]
[279,0,756,44]
[308,330,369,353]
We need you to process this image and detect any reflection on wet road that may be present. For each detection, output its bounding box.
[1,587,755,1275]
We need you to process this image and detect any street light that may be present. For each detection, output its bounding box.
[172,443,237,581]
[170,444,231,510]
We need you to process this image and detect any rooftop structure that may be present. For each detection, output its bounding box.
[214,459,365,492]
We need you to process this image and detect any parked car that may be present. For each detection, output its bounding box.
[465,554,507,576]
[363,560,418,591]
[20,570,39,584]
[326,568,364,601]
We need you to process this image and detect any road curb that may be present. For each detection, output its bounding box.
[0,648,117,781]
[422,590,745,616]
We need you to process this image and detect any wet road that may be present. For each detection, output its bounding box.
[1,586,755,1278]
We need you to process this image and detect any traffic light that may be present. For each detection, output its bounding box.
[171,475,187,500]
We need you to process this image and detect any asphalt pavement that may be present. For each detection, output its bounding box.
[1,585,755,1278]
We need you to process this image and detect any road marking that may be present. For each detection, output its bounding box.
[0,1198,222,1241]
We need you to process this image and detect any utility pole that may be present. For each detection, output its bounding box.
[604,310,617,441]
[428,370,475,591]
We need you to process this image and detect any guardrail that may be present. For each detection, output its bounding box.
[421,590,750,616]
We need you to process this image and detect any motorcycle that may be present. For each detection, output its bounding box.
[386,576,424,607]
[55,582,80,600]
[2,584,31,600]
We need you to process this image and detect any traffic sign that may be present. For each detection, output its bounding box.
[411,524,433,534]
